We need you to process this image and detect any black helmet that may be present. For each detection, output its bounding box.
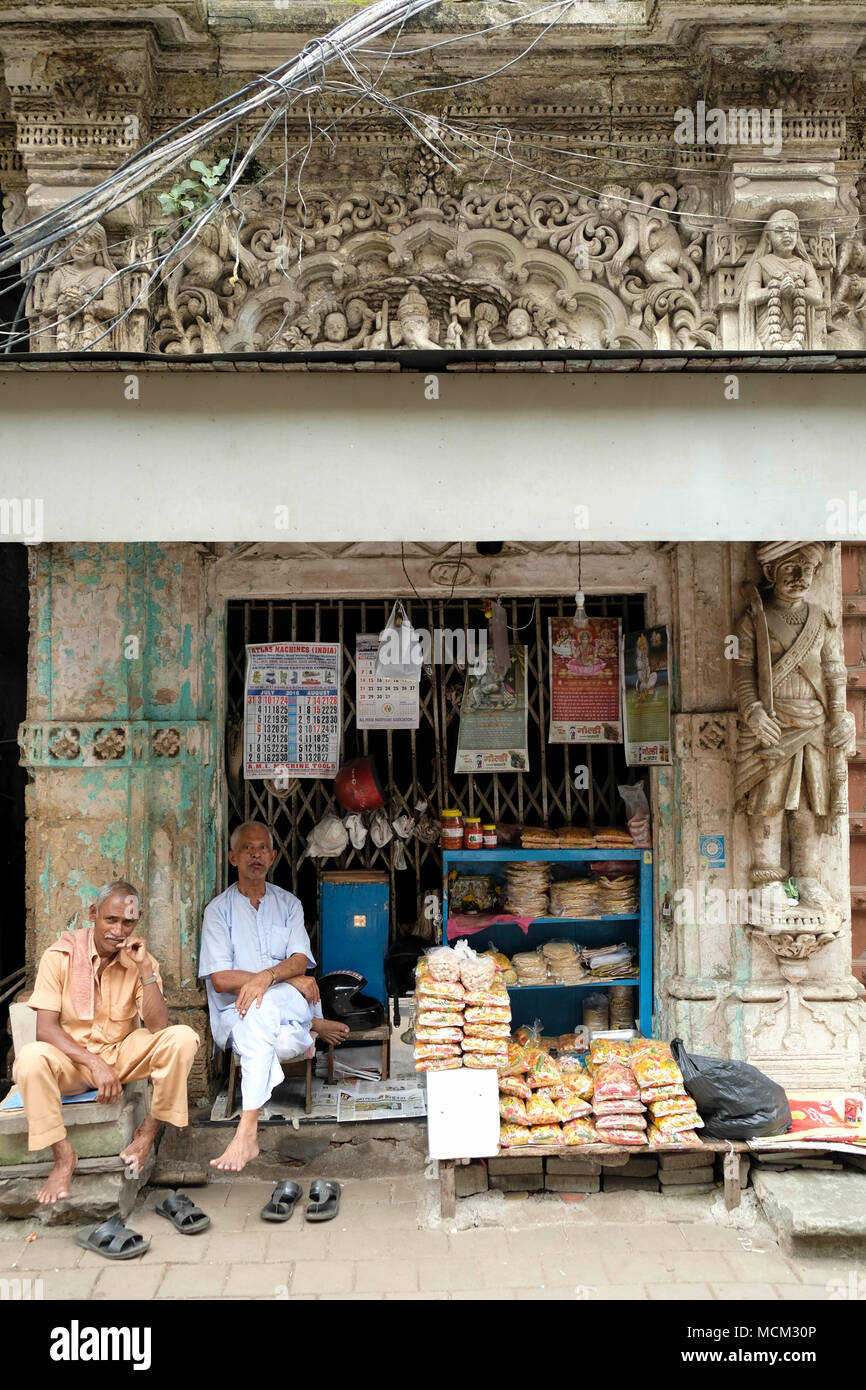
[318,971,385,1030]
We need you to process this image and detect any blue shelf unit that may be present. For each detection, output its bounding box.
[441,848,653,1037]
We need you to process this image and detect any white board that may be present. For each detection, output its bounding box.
[425,1068,500,1160]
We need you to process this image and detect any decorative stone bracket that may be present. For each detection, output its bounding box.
[18,720,213,768]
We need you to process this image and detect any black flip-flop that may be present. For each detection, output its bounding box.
[75,1216,151,1261]
[261,1179,302,1223]
[155,1190,211,1235]
[305,1179,341,1222]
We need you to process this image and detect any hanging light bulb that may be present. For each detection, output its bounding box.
[574,589,588,627]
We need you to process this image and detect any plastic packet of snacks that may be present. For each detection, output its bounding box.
[562,1118,599,1145]
[463,1022,511,1040]
[464,1052,508,1070]
[499,1123,533,1147]
[462,1035,510,1055]
[640,1083,687,1102]
[415,1057,463,1072]
[630,1042,682,1089]
[416,1009,464,1029]
[599,1126,649,1145]
[526,1092,564,1125]
[558,1094,593,1122]
[499,1095,531,1126]
[595,1112,647,1132]
[454,938,498,990]
[590,1038,632,1068]
[654,1110,704,1135]
[592,1098,645,1116]
[646,1123,703,1148]
[528,1124,565,1144]
[499,1075,532,1100]
[414,1042,461,1060]
[525,1050,562,1088]
[463,1005,512,1025]
[416,978,465,1004]
[501,1042,530,1076]
[463,985,510,1008]
[593,1062,640,1104]
[513,1023,542,1048]
[413,1026,464,1044]
[426,946,461,982]
[648,1097,699,1120]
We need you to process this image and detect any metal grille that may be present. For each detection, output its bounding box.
[226,594,645,939]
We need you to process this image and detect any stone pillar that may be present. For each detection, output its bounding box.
[18,544,223,1099]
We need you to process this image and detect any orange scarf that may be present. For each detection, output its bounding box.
[47,926,95,1020]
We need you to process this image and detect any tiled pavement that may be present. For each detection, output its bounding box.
[2,1174,864,1300]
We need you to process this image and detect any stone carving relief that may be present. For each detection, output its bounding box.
[733,541,856,961]
[93,727,127,761]
[27,222,151,352]
[737,209,825,350]
[828,228,866,348]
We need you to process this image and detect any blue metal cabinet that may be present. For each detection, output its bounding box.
[318,872,390,1006]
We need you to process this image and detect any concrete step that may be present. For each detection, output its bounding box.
[752,1168,866,1256]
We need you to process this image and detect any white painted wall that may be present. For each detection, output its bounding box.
[0,369,863,542]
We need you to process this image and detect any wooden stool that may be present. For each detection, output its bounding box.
[327,1022,391,1083]
[225,1047,314,1120]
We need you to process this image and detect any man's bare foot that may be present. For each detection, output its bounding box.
[210,1118,259,1172]
[37,1140,77,1204]
[311,1018,351,1046]
[120,1114,161,1179]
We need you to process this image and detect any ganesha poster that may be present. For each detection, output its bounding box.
[548,617,622,744]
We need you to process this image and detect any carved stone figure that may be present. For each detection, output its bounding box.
[502,305,544,350]
[734,542,856,926]
[36,224,123,351]
[309,299,376,350]
[599,184,700,291]
[828,230,866,348]
[738,209,824,350]
[391,288,440,349]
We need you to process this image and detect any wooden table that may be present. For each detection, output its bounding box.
[327,1022,391,1084]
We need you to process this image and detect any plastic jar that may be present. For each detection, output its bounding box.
[440,809,464,852]
[482,824,497,849]
[463,817,483,850]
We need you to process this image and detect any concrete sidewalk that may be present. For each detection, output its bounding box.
[2,1168,865,1301]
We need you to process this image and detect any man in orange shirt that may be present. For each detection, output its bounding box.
[13,881,199,1204]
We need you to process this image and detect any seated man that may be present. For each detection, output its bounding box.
[13,881,199,1204]
[199,821,348,1172]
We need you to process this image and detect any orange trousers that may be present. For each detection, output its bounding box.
[12,1025,199,1150]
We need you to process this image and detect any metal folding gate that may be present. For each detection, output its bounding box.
[226,593,645,942]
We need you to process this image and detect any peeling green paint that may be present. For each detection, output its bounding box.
[98,821,127,864]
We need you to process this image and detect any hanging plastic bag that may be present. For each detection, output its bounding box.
[376,601,423,683]
[369,809,393,848]
[301,814,348,861]
[344,813,368,850]
[618,782,651,848]
[670,1037,792,1140]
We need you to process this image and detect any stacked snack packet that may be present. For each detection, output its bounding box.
[414,947,465,1071]
[455,938,512,1072]
[630,1040,704,1145]
[589,1038,648,1145]
[498,1033,597,1148]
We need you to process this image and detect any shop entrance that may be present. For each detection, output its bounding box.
[226,592,646,942]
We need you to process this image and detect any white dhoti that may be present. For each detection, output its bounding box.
[228,983,322,1112]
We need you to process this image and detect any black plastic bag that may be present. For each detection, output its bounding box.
[671,1038,792,1140]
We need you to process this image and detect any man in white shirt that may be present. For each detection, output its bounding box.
[199,821,348,1171]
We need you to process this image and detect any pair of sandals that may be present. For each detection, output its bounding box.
[261,1179,341,1223]
[75,1190,210,1261]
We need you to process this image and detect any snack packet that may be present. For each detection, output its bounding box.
[461,1036,510,1055]
[499,1075,532,1101]
[526,1092,564,1125]
[499,1095,530,1126]
[599,1126,648,1145]
[464,1052,508,1070]
[413,1026,463,1044]
[501,1042,530,1076]
[653,1110,704,1135]
[562,1118,599,1145]
[528,1125,565,1144]
[593,1098,645,1116]
[630,1042,682,1089]
[558,1094,593,1122]
[593,1061,639,1104]
[590,1038,632,1068]
[648,1097,699,1120]
[525,1049,562,1088]
[595,1112,647,1132]
[499,1123,532,1147]
[414,1042,461,1060]
[415,1057,463,1072]
[463,986,510,1008]
[640,1083,687,1102]
[426,946,461,982]
[416,978,465,1004]
[463,1005,512,1025]
[463,1022,511,1040]
[646,1123,704,1148]
[416,1009,464,1029]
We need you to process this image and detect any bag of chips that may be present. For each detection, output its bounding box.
[593,1098,645,1116]
[630,1042,682,1090]
[595,1112,647,1132]
[562,1118,599,1145]
[593,1062,639,1103]
[558,1094,593,1122]
[599,1126,648,1145]
[416,978,465,1004]
[415,1057,463,1072]
[499,1122,532,1147]
[416,1009,464,1029]
[648,1097,699,1120]
[646,1123,703,1148]
[463,1022,511,1040]
[462,1036,509,1056]
[499,1075,532,1101]
[526,1092,564,1125]
[590,1038,632,1068]
[414,1042,461,1060]
[528,1125,565,1144]
[525,1049,562,1088]
[464,1052,508,1070]
[557,1060,593,1098]
[426,947,461,982]
[463,986,510,1008]
[499,1095,531,1126]
[414,1026,463,1044]
[640,1083,688,1103]
[654,1110,704,1134]
[463,1005,512,1025]
[501,1042,530,1076]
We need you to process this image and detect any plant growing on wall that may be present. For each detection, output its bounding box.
[155,157,230,235]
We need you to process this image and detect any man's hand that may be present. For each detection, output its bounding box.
[88,1056,123,1105]
[235,971,272,1019]
[747,703,782,749]
[828,711,856,750]
[289,975,320,1006]
[118,937,150,972]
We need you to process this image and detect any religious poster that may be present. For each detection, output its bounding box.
[548,616,622,744]
[355,634,420,729]
[454,644,529,773]
[622,626,672,766]
[244,641,341,778]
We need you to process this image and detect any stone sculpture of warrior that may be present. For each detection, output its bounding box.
[734,541,855,919]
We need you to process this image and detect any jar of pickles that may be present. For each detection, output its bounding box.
[463,817,483,850]
[440,809,464,851]
[482,824,497,849]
